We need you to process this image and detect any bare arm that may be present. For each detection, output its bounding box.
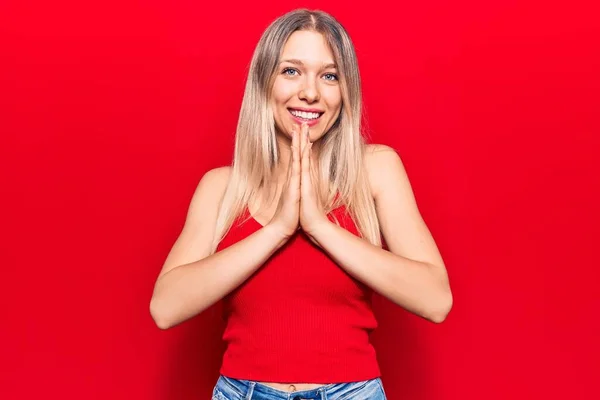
[307,145,452,323]
[149,167,289,330]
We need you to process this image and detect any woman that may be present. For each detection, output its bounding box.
[150,8,453,400]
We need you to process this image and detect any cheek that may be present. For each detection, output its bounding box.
[324,89,342,115]
[271,79,296,106]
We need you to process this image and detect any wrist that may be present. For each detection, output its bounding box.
[264,222,294,247]
[304,217,333,239]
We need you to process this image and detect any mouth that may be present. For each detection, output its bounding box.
[288,108,324,126]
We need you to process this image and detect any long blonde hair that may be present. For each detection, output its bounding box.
[211,8,381,252]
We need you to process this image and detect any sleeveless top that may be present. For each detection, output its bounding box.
[215,204,380,383]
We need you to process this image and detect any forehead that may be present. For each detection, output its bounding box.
[280,30,335,65]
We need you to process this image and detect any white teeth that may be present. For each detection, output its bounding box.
[290,110,321,120]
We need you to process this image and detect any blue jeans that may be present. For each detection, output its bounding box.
[212,375,387,400]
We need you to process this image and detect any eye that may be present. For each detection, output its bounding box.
[282,67,299,76]
[323,73,338,81]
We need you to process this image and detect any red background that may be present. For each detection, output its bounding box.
[1,1,598,399]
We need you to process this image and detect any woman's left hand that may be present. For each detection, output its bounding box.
[298,122,330,240]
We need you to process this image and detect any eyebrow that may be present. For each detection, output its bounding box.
[280,59,337,69]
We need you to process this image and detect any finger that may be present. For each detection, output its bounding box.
[290,126,301,192]
[284,127,297,184]
[297,123,305,173]
[301,123,311,171]
[300,122,309,153]
[301,139,313,191]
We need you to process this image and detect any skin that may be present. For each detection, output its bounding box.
[271,30,341,144]
[267,30,341,187]
[150,29,453,394]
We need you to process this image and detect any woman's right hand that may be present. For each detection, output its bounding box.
[267,126,302,239]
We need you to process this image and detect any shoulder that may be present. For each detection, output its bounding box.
[365,143,398,158]
[190,166,232,206]
[364,144,405,199]
[201,165,232,184]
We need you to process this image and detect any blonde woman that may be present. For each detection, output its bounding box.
[150,8,453,400]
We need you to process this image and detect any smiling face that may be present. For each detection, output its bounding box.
[270,30,342,142]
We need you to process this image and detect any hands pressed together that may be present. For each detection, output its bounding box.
[268,122,330,242]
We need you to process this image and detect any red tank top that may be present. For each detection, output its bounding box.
[216,204,380,383]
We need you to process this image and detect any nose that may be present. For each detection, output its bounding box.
[298,77,320,103]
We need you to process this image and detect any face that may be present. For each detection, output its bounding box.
[271,30,342,142]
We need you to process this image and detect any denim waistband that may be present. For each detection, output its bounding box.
[213,375,386,400]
